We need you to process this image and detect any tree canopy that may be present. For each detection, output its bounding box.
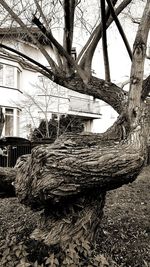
[0,0,149,107]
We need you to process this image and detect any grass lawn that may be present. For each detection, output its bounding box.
[97,165,150,267]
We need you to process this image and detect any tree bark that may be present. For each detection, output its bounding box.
[15,126,147,207]
[14,118,147,247]
[30,191,106,246]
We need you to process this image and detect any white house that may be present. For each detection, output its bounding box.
[0,27,117,138]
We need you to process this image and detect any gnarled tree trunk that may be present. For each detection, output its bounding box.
[14,117,147,247]
[14,1,150,251]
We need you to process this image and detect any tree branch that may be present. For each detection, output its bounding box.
[33,0,63,69]
[0,41,126,113]
[0,41,126,114]
[32,15,90,83]
[33,0,49,27]
[0,43,52,76]
[106,0,132,61]
[79,0,132,75]
[63,0,76,73]
[63,0,75,54]
[1,40,149,116]
[54,75,126,114]
[0,0,58,73]
[78,0,117,69]
[100,0,111,82]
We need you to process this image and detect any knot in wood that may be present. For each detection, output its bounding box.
[133,41,146,56]
[131,76,140,85]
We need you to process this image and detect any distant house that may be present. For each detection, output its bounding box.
[0,27,117,138]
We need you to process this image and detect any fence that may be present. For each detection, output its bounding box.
[0,137,31,167]
[0,137,55,167]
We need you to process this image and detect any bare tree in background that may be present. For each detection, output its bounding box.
[19,78,84,140]
[18,78,67,139]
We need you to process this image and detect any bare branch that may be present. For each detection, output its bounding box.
[63,0,76,73]
[63,0,76,54]
[0,0,58,73]
[77,0,118,65]
[32,15,89,83]
[0,41,125,113]
[0,43,52,75]
[79,0,132,76]
[106,0,132,60]
[32,0,63,69]
[100,0,111,82]
[33,0,49,27]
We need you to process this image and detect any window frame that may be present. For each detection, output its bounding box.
[4,108,14,136]
[0,63,21,89]
[2,107,20,137]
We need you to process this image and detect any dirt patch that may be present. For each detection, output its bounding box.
[96,165,150,267]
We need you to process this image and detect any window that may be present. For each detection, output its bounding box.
[1,107,20,137]
[5,108,13,136]
[0,63,21,89]
[5,65,14,87]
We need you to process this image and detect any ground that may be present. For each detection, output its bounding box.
[0,166,149,266]
[97,165,150,267]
